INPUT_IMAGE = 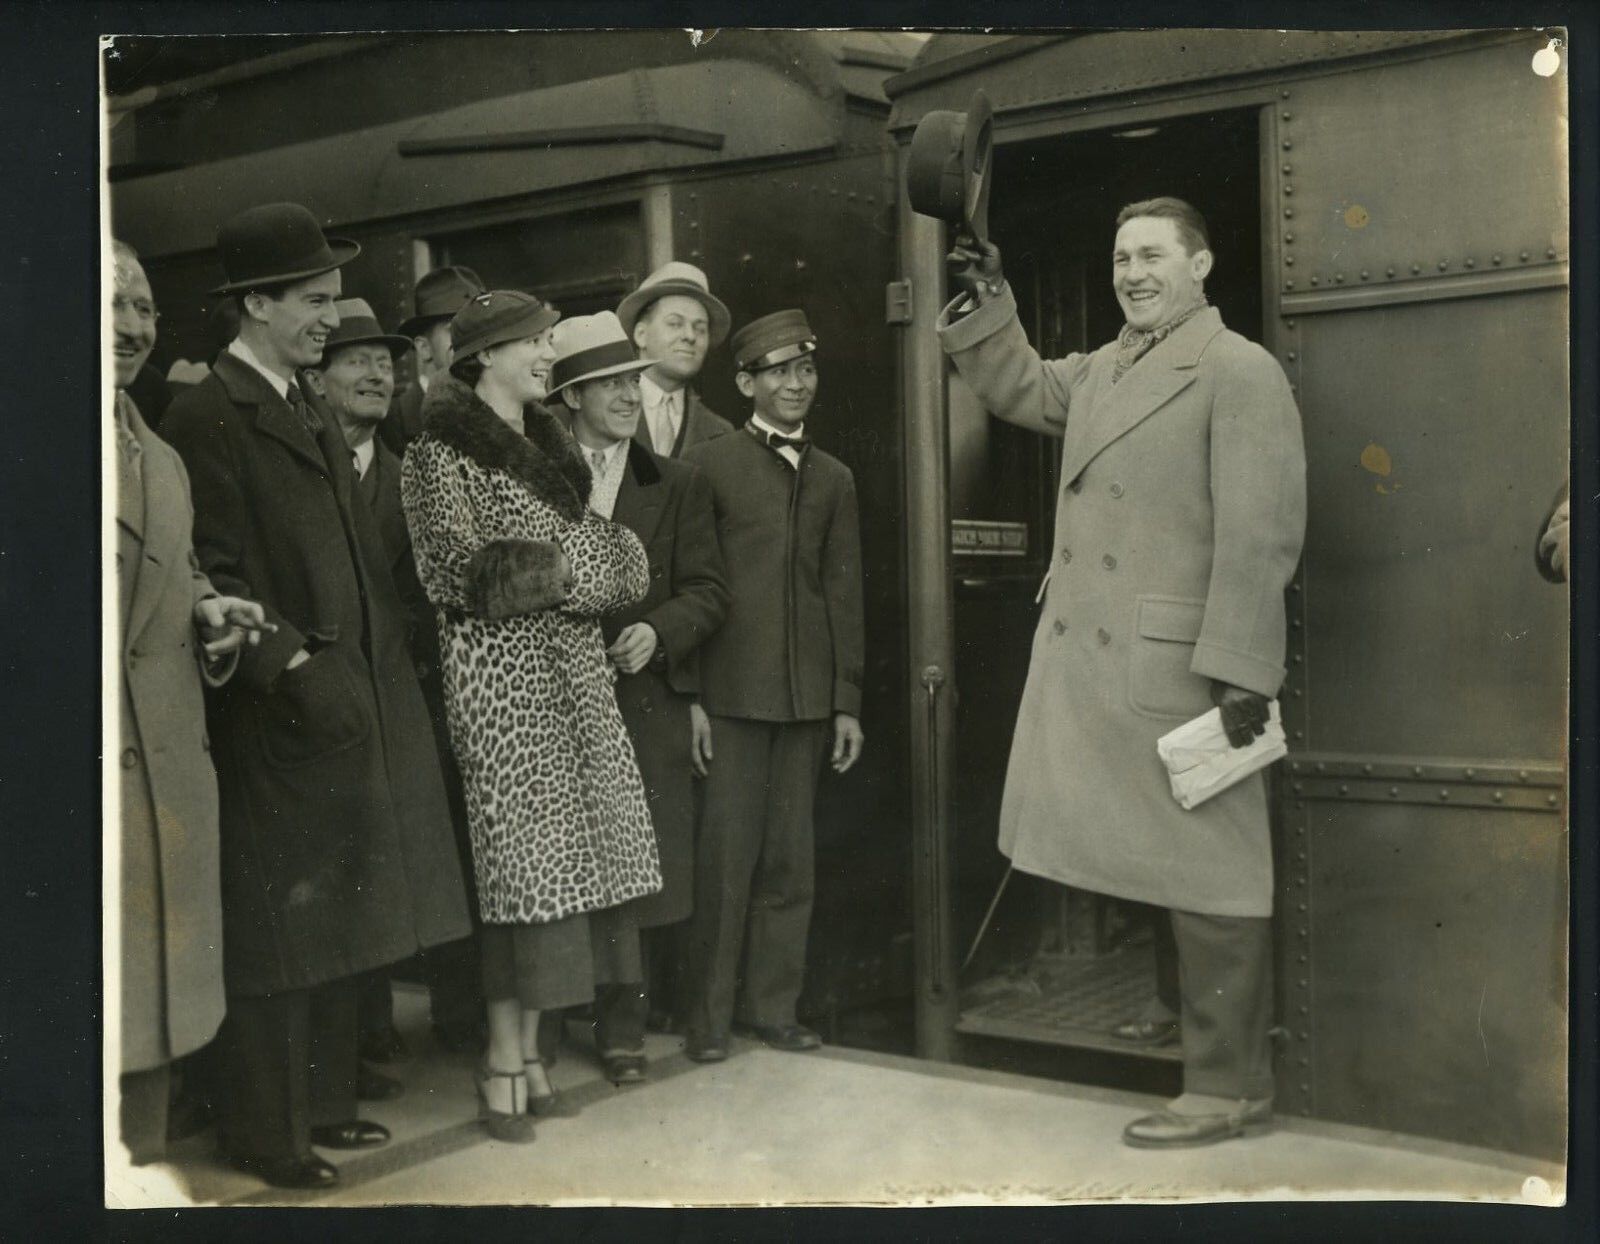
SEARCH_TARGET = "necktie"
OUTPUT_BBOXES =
[588,448,608,478]
[650,391,677,455]
[765,429,808,452]
[286,381,323,438]
[114,394,143,482]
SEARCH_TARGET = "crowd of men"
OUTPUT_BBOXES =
[114,201,864,1189]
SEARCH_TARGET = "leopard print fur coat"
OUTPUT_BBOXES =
[401,377,662,924]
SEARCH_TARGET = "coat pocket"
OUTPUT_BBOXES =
[1127,595,1214,720]
[256,651,371,769]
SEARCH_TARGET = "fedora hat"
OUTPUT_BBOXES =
[450,290,561,361]
[210,202,360,295]
[547,311,654,397]
[315,299,412,361]
[731,308,817,374]
[397,265,485,339]
[907,89,995,242]
[615,261,731,345]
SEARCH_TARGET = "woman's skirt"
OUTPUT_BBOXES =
[478,902,641,1011]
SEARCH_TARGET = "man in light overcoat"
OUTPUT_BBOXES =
[942,197,1306,1148]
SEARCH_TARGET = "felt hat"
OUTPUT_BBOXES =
[449,290,561,360]
[731,308,817,374]
[615,261,731,345]
[546,311,655,397]
[906,88,995,242]
[316,299,412,360]
[210,202,360,295]
[397,265,485,338]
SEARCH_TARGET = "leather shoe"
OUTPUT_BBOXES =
[1110,1017,1180,1047]
[739,1022,821,1052]
[309,1120,391,1150]
[228,1153,340,1190]
[356,1063,404,1101]
[603,1052,648,1084]
[358,1025,408,1064]
[1122,1098,1273,1149]
[685,1030,729,1063]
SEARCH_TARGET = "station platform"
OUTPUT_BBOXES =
[107,985,1563,1209]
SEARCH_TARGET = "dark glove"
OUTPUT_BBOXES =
[1211,681,1269,749]
[946,233,1004,303]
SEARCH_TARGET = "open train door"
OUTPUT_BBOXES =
[889,30,1568,1160]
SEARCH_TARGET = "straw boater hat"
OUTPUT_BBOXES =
[397,265,485,339]
[318,299,413,360]
[546,311,655,398]
[210,201,360,295]
[615,261,732,345]
[448,290,561,360]
[730,308,818,374]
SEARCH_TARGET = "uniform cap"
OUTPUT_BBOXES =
[731,308,817,373]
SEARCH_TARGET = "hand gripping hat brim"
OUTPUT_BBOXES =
[547,311,655,397]
[906,88,994,242]
[450,290,562,361]
[731,309,817,373]
[616,261,732,345]
[210,201,361,295]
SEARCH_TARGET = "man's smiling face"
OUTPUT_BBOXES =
[1112,215,1211,331]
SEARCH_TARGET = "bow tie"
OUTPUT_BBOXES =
[764,430,808,452]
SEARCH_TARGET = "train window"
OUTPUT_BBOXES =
[430,202,647,316]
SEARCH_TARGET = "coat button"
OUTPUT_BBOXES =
[121,746,138,769]
[1097,627,1112,645]
[1109,482,1124,498]
[1102,554,1117,570]
[1060,548,1072,565]
[1052,619,1066,635]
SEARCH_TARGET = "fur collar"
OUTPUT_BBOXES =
[419,375,592,521]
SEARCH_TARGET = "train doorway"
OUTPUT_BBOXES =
[933,107,1265,1080]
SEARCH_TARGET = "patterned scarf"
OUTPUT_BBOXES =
[1111,298,1209,385]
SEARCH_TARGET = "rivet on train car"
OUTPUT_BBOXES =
[1286,349,1297,361]
[1293,689,1303,698]
[795,258,807,270]
[1464,767,1476,779]
[1299,1058,1310,1068]
[1286,320,1297,330]
[1493,791,1505,803]
[1518,769,1530,781]
[1284,207,1294,219]
[1282,163,1292,175]
[1412,765,1424,777]
[1295,730,1305,740]
[1297,903,1307,913]
[1300,1080,1311,1093]
[1309,276,1319,286]
[1464,258,1476,269]
[1386,266,1396,278]
[1285,255,1295,266]
[1334,273,1344,283]
[1285,233,1296,245]
[1299,979,1309,989]
[1437,260,1449,271]
[1282,140,1292,151]
[1281,90,1291,99]
[1291,761,1302,772]
[1438,789,1449,800]
[1282,111,1292,121]
[1519,251,1530,262]
[1296,802,1305,812]
[1291,619,1302,629]
[1292,782,1303,794]
[1283,185,1294,196]
[1293,654,1304,664]
[1285,280,1296,291]
[1298,954,1308,965]
[1296,851,1306,862]
[1492,253,1503,265]
[1388,786,1399,797]
[1547,794,1559,807]
[1338,784,1348,795]
[1360,270,1370,280]
[1315,762,1326,773]
[1299,1006,1309,1016]
[1363,762,1373,774]
[1411,263,1422,274]
[1547,247,1557,259]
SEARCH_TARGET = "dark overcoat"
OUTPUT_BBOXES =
[116,394,230,1072]
[603,443,729,926]
[939,288,1306,917]
[161,352,471,996]
[631,388,734,458]
[682,423,864,722]
[401,378,662,924]
[378,377,428,457]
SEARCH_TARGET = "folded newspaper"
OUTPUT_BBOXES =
[1156,700,1286,810]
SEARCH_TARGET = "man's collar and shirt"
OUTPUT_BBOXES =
[640,373,684,456]
[583,437,631,519]
[225,337,324,438]
[1110,297,1210,385]
[748,414,807,468]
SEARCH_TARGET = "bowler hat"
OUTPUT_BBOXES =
[450,290,561,361]
[210,202,360,295]
[547,311,654,397]
[907,89,994,242]
[615,261,731,345]
[731,309,817,374]
[314,299,412,362]
[397,265,485,339]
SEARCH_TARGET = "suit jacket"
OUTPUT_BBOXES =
[683,422,864,723]
[631,387,734,458]
[161,352,470,995]
[602,442,729,926]
[116,393,231,1071]
[939,285,1306,917]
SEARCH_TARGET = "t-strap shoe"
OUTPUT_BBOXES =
[525,1057,579,1118]
[475,1064,536,1143]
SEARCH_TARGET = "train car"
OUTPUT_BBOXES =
[106,24,1571,1178]
[886,29,1569,1160]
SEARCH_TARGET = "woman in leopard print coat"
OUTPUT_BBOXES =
[400,293,661,1136]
